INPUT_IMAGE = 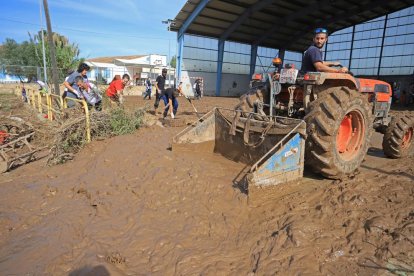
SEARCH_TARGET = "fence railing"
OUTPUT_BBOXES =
[17,86,91,143]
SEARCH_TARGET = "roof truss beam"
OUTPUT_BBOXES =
[254,0,332,45]
[178,0,211,38]
[284,0,392,48]
[173,0,414,53]
[220,0,274,40]
[220,0,273,40]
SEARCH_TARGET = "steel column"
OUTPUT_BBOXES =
[177,34,184,82]
[216,39,225,97]
[249,44,258,76]
[278,49,285,71]
[176,0,210,82]
[377,14,388,77]
[349,25,356,70]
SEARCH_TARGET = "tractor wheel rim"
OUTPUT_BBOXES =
[336,110,365,161]
[402,127,413,149]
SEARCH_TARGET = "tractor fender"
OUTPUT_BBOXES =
[315,73,359,90]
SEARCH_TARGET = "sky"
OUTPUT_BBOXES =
[0,0,188,60]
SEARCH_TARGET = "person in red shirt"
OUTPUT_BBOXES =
[106,74,130,105]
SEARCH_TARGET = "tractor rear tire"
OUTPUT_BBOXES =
[304,86,373,179]
[382,113,414,158]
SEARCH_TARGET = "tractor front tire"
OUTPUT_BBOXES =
[305,87,373,179]
[382,113,414,158]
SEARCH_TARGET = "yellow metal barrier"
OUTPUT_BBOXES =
[29,89,37,109]
[24,87,31,106]
[47,93,65,121]
[32,89,42,112]
[61,97,91,143]
[22,88,91,143]
[40,95,48,114]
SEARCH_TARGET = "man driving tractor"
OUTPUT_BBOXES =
[301,28,349,73]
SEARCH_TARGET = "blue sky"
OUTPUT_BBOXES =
[0,0,187,60]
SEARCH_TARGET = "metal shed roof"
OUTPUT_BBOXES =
[171,0,414,52]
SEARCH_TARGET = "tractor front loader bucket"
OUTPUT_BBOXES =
[172,108,306,189]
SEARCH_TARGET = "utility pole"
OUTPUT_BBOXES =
[43,0,60,96]
[39,0,47,83]
[162,19,175,87]
[168,39,171,87]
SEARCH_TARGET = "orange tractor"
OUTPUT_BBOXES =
[173,59,413,187]
[241,58,414,179]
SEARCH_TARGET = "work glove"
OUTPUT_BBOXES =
[72,89,80,98]
[170,112,175,119]
[119,95,124,105]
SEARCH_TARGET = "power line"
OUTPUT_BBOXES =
[0,17,174,41]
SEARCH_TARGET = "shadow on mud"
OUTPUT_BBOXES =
[357,258,414,275]
[180,111,206,116]
[367,146,386,158]
[69,265,111,276]
[232,164,250,194]
[360,162,414,181]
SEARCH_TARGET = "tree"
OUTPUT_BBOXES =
[0,38,38,81]
[170,55,176,68]
[30,30,83,77]
[0,31,82,81]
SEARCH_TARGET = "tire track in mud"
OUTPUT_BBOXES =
[244,158,414,275]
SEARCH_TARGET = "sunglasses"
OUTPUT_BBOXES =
[314,28,328,34]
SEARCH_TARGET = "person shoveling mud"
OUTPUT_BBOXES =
[160,85,187,119]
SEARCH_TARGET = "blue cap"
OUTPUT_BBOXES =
[314,28,328,35]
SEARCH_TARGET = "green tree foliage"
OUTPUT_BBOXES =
[0,38,38,81]
[30,31,83,73]
[0,31,83,81]
[170,55,176,68]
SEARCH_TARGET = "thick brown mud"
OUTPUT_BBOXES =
[0,95,413,275]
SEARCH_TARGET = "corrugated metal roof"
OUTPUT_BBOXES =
[171,0,414,52]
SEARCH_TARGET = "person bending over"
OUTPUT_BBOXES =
[106,74,130,105]
[162,85,185,119]
[64,63,90,107]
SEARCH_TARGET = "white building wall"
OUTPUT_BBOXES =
[180,71,249,97]
[88,66,129,83]
[86,55,171,84]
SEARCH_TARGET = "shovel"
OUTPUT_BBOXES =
[185,96,202,119]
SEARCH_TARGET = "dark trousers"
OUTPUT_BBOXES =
[144,89,151,99]
[162,95,178,117]
[154,90,162,109]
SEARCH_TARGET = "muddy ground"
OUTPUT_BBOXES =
[0,94,413,275]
